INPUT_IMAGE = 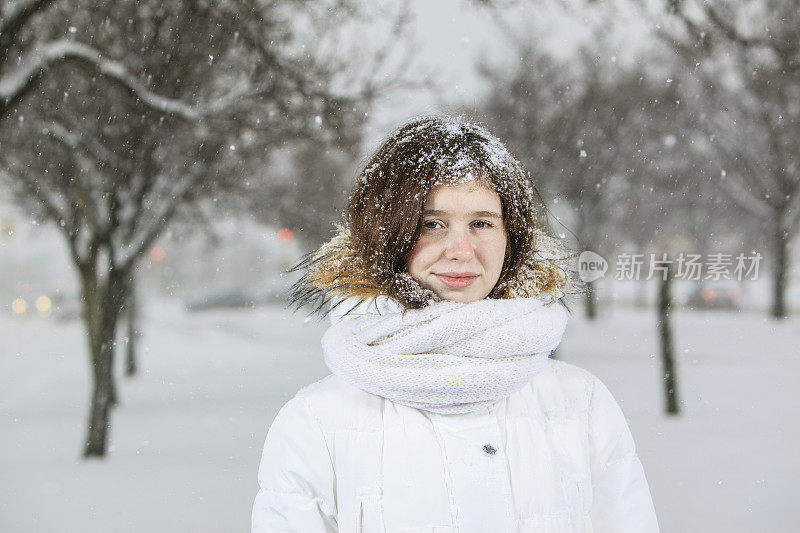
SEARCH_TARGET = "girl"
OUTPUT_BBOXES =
[252,116,659,532]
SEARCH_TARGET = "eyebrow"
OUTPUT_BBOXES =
[423,209,503,219]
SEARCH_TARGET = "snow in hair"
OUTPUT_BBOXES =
[360,115,534,196]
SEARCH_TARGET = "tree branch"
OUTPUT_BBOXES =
[40,120,116,241]
[0,39,202,120]
[702,3,791,62]
[1,39,254,121]
[0,0,57,66]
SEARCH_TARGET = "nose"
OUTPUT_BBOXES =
[444,229,475,261]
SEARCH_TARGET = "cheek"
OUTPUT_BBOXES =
[484,237,508,274]
[406,241,434,274]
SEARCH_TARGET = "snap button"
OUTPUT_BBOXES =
[483,444,497,455]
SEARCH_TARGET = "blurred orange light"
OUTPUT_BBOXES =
[36,295,52,312]
[12,298,26,315]
[277,227,294,243]
[150,246,166,262]
[700,287,716,303]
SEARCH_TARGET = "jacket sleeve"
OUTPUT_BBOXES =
[251,394,338,533]
[588,377,660,533]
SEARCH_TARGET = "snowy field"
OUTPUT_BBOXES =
[1,295,798,533]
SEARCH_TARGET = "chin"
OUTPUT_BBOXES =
[436,289,487,304]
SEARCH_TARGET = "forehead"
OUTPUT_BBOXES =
[424,182,502,212]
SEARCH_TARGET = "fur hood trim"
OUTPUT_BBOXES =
[290,224,582,315]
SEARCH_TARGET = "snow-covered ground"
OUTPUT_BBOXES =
[1,295,798,532]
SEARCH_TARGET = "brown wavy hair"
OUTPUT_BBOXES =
[291,115,576,313]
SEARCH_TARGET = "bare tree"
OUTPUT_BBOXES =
[0,0,409,457]
[658,0,800,318]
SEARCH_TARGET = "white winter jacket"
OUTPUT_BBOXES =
[251,359,659,532]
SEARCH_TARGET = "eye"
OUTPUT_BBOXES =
[423,220,443,229]
[472,220,494,229]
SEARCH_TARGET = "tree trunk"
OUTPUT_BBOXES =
[81,268,130,458]
[579,220,600,320]
[771,225,788,319]
[585,279,598,319]
[84,333,115,457]
[125,277,139,377]
[657,259,680,415]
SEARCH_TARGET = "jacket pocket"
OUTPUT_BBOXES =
[356,493,385,533]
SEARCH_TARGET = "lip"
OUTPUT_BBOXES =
[435,272,478,289]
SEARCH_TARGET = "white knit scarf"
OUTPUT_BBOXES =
[321,296,570,414]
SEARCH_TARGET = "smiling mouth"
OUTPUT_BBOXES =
[435,273,478,289]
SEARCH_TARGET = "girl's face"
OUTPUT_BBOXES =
[406,182,507,303]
